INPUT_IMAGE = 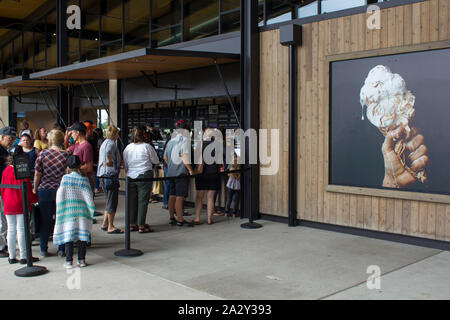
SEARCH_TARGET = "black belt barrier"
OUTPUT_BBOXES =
[99,169,246,258]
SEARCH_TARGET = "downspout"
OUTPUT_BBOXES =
[280,24,302,227]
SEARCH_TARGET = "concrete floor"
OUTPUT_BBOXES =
[0,194,449,300]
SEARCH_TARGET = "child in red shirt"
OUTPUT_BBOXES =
[0,147,39,264]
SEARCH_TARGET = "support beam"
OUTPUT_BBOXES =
[240,0,261,227]
[109,80,118,127]
[0,96,9,127]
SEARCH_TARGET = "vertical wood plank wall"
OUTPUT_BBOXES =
[259,0,450,241]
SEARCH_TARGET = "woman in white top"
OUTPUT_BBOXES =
[123,126,160,233]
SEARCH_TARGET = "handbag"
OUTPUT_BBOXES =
[101,173,120,191]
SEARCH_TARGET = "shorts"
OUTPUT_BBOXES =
[169,177,189,198]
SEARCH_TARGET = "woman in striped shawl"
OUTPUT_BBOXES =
[53,155,95,269]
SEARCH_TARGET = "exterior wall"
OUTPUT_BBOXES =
[259,0,450,241]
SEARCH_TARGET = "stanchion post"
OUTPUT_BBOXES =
[15,180,48,277]
[114,176,143,257]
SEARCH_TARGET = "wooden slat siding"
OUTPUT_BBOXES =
[311,21,320,222]
[419,202,428,237]
[395,6,404,47]
[298,25,307,219]
[386,198,395,232]
[259,31,268,214]
[403,2,413,46]
[379,198,387,232]
[364,196,372,229]
[427,202,436,239]
[394,199,403,234]
[336,192,344,225]
[371,197,380,231]
[329,192,337,225]
[356,194,365,228]
[429,0,439,42]
[365,11,373,50]
[410,200,420,236]
[436,204,446,241]
[271,29,279,215]
[259,0,450,242]
[402,200,411,235]
[412,3,421,44]
[446,205,450,242]
[386,7,396,48]
[439,0,449,40]
[317,19,326,223]
[373,8,383,48]
[420,0,430,43]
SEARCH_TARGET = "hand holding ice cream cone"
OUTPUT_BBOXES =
[381,126,428,188]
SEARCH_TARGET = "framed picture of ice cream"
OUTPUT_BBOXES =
[324,41,450,204]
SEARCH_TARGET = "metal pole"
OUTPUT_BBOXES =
[214,60,240,128]
[15,180,47,277]
[114,176,143,257]
[288,44,297,227]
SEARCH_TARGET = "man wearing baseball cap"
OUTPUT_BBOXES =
[0,126,17,257]
[67,122,95,189]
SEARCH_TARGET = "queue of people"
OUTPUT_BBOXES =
[0,118,241,269]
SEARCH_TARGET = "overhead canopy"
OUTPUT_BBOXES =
[0,48,239,96]
[0,76,92,96]
[30,48,239,81]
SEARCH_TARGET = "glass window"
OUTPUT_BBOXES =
[298,1,318,19]
[221,10,240,34]
[221,0,240,12]
[266,11,291,25]
[151,0,181,31]
[184,0,218,42]
[321,0,366,14]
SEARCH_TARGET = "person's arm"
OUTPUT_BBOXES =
[123,147,128,173]
[148,145,160,165]
[33,171,42,194]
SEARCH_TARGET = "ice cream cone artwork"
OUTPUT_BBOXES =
[360,65,427,188]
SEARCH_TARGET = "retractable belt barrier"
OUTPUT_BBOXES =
[0,181,48,277]
[97,169,246,258]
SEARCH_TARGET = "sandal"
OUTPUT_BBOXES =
[130,225,139,232]
[101,226,108,231]
[192,220,203,225]
[169,218,177,225]
[138,226,154,233]
[107,228,124,234]
[207,221,215,225]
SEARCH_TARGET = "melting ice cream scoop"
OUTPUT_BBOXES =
[360,65,415,132]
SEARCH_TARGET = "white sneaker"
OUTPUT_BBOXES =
[78,260,86,267]
[64,261,73,269]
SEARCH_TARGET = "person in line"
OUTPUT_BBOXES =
[94,127,104,195]
[194,128,221,225]
[164,120,194,227]
[33,127,48,155]
[123,126,160,233]
[0,127,17,258]
[161,132,172,210]
[224,153,241,217]
[97,126,123,234]
[33,129,69,257]
[19,120,32,139]
[19,134,37,178]
[54,155,94,269]
[1,147,39,264]
[67,122,94,190]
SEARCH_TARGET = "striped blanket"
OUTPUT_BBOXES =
[53,172,95,246]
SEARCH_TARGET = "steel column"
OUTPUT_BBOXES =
[240,0,261,229]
